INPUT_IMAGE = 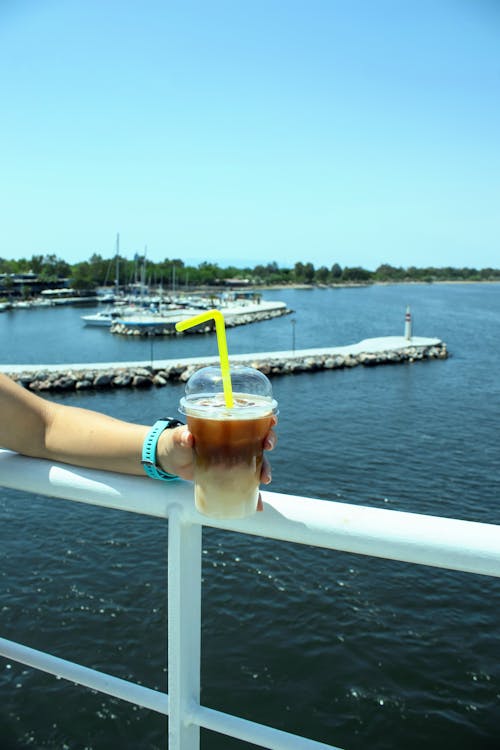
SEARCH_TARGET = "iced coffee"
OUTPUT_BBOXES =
[180,366,277,519]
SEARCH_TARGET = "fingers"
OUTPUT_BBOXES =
[264,427,277,452]
[158,425,195,481]
[260,454,272,485]
[177,425,194,449]
[164,424,275,500]
[259,421,277,511]
[261,421,277,498]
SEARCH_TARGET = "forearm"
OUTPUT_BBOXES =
[0,373,184,477]
[43,405,194,478]
[44,404,150,475]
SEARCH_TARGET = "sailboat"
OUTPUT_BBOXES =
[82,234,129,325]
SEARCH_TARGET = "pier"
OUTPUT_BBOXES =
[0,336,448,393]
[110,300,291,335]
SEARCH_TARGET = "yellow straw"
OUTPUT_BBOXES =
[175,309,234,408]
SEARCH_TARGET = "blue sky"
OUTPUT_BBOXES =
[1,0,499,270]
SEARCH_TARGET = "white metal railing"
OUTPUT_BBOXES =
[1,448,500,749]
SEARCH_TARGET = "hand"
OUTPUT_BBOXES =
[157,425,195,481]
[257,417,278,511]
[260,415,277,484]
[158,417,278,508]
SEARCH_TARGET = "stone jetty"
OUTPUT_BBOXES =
[110,300,291,336]
[1,336,448,393]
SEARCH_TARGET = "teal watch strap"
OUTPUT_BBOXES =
[141,418,184,481]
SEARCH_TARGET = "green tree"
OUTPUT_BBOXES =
[303,262,315,283]
[87,254,113,286]
[374,264,404,281]
[195,261,222,285]
[315,265,330,283]
[342,266,372,282]
[38,254,71,280]
[330,263,342,280]
[293,261,315,283]
[70,262,97,290]
[29,255,45,274]
[293,262,305,282]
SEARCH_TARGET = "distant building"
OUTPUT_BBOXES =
[0,273,70,297]
[221,278,251,286]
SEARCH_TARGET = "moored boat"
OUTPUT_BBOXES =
[117,308,199,327]
[81,309,125,327]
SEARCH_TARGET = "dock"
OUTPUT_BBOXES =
[0,336,448,392]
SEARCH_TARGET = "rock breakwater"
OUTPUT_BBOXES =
[5,341,448,393]
[110,304,291,336]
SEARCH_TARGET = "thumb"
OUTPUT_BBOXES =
[159,425,195,480]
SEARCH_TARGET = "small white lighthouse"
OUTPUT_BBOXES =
[404,306,412,340]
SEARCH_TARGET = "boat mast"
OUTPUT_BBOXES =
[115,233,120,295]
[142,246,147,303]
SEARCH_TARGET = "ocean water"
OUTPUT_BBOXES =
[0,283,499,749]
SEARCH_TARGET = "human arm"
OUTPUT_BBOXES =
[0,373,276,483]
[0,372,195,478]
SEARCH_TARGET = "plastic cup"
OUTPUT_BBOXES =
[179,365,278,519]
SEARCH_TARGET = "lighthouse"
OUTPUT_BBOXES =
[404,306,412,340]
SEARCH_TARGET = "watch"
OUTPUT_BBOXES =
[141,417,184,481]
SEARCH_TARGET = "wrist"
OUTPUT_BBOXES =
[141,418,184,481]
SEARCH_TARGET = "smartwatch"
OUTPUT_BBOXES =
[141,418,184,481]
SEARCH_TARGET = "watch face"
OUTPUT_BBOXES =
[161,418,184,428]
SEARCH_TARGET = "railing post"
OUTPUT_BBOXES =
[168,505,202,750]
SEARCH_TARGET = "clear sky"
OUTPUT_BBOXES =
[1,0,499,270]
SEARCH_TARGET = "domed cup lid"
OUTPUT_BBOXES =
[179,365,277,417]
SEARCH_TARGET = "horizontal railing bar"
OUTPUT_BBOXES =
[0,449,178,519]
[0,637,168,715]
[251,491,500,578]
[0,635,340,748]
[191,703,342,750]
[1,450,500,578]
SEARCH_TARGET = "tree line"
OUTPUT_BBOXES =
[1,253,499,291]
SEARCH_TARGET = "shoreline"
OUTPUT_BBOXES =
[256,279,500,290]
[2,279,498,308]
